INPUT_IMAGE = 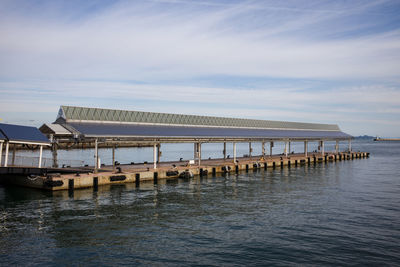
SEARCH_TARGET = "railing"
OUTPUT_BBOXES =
[0,155,85,168]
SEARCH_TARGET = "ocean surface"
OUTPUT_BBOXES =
[1,139,400,266]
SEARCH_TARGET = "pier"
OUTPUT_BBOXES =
[0,151,369,191]
[0,106,369,191]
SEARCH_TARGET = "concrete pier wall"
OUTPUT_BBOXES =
[0,151,369,191]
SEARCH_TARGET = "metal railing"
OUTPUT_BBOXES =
[1,155,85,168]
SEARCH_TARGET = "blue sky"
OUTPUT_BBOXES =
[1,0,400,136]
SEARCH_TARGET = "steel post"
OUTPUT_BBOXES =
[112,145,115,171]
[321,141,324,156]
[38,145,43,168]
[262,142,265,157]
[0,142,2,166]
[4,142,9,167]
[12,144,16,166]
[233,142,236,163]
[304,141,308,157]
[94,139,98,173]
[223,142,226,160]
[249,142,252,158]
[153,143,157,169]
[336,140,339,154]
[198,143,201,166]
[285,141,288,157]
[270,141,273,157]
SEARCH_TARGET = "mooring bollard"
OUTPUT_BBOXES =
[135,173,140,187]
[153,172,158,184]
[68,179,74,197]
[93,177,98,191]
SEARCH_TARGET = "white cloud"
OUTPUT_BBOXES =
[1,0,400,80]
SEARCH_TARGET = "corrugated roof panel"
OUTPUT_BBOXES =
[59,106,341,131]
[0,130,6,140]
[0,123,50,144]
[39,124,72,135]
[66,122,351,139]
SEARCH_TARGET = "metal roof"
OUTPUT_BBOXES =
[58,106,341,131]
[0,130,6,141]
[39,123,72,135]
[0,123,50,145]
[66,122,351,140]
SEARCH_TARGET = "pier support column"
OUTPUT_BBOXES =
[270,141,273,157]
[262,142,265,158]
[198,143,202,167]
[52,142,58,168]
[233,142,237,163]
[4,142,9,167]
[153,143,157,169]
[38,145,43,168]
[284,141,288,157]
[112,145,115,171]
[12,144,16,166]
[223,142,226,160]
[321,141,325,156]
[194,143,197,163]
[304,141,308,157]
[0,142,3,166]
[335,140,339,154]
[249,142,252,158]
[348,139,352,152]
[157,144,161,163]
[94,139,98,173]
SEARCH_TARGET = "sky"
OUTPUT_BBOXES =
[0,0,400,137]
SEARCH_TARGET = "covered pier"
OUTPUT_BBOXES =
[1,106,368,191]
[51,106,353,171]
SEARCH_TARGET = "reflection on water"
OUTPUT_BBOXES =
[1,140,400,265]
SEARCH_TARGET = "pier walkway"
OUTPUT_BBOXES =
[0,151,369,191]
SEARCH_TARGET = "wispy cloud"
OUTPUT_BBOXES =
[1,0,399,80]
[0,79,399,134]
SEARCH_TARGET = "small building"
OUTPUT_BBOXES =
[0,123,50,167]
[39,123,73,141]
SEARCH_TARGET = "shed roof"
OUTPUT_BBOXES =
[58,106,341,131]
[0,123,50,145]
[39,123,72,135]
[66,122,351,141]
[0,130,6,141]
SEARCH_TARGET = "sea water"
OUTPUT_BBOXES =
[0,140,399,266]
